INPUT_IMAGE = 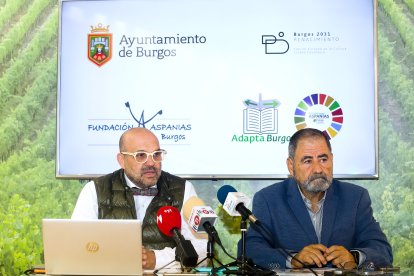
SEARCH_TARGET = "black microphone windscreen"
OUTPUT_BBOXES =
[217,185,237,204]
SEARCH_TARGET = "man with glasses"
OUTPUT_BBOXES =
[72,127,207,270]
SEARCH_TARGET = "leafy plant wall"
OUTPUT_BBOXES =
[0,0,413,274]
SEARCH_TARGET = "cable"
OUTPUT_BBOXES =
[256,222,318,276]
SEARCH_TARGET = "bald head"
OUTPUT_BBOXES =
[119,127,160,152]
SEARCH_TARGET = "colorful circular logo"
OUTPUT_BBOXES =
[294,93,343,139]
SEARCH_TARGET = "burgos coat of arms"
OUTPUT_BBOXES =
[88,23,112,66]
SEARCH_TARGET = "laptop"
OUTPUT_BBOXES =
[42,219,143,275]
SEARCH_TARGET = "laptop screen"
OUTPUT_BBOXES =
[42,219,143,275]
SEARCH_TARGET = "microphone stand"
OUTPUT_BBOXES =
[153,244,195,275]
[153,259,176,275]
[211,218,275,275]
[153,251,193,275]
[195,234,224,269]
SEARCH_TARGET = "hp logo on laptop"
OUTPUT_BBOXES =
[86,242,100,253]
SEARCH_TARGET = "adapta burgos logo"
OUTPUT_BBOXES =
[88,23,112,67]
[231,94,289,144]
[294,93,344,139]
[262,32,289,54]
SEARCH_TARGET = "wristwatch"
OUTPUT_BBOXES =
[351,250,360,265]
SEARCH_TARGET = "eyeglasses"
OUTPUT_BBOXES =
[121,149,167,163]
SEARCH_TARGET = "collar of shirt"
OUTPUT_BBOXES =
[296,184,326,213]
[296,184,326,243]
[124,173,157,194]
[123,174,156,221]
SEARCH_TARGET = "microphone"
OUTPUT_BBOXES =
[217,185,260,225]
[182,196,222,246]
[156,206,198,267]
[217,188,318,276]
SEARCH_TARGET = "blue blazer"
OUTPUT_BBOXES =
[243,178,393,269]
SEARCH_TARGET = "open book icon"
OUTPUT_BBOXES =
[243,108,278,134]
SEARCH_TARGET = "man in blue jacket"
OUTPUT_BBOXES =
[244,128,392,270]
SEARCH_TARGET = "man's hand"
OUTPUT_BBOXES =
[142,247,156,269]
[291,244,328,268]
[324,245,357,269]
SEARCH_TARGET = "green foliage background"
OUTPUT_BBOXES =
[0,0,412,275]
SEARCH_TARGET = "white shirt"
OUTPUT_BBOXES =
[71,175,207,270]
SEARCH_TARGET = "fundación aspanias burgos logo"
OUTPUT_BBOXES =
[88,23,113,66]
[87,100,192,144]
[294,93,344,139]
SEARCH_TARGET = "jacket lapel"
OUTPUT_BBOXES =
[286,179,319,244]
[320,181,338,245]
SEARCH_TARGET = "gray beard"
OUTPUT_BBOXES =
[301,173,332,194]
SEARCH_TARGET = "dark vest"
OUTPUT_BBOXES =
[94,169,186,250]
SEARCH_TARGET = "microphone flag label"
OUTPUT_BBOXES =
[188,206,216,233]
[223,192,251,216]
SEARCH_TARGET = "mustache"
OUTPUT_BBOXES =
[308,173,329,182]
[141,166,158,173]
